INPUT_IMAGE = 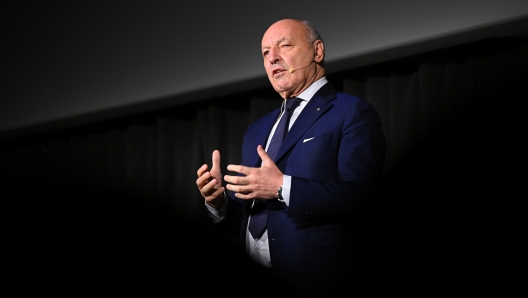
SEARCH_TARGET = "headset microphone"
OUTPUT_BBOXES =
[288,60,314,73]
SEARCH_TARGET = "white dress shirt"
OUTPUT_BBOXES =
[206,77,328,267]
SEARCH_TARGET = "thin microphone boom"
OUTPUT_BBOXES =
[288,61,314,73]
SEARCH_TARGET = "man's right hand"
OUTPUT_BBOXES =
[196,150,225,209]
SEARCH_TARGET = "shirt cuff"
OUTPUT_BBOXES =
[205,192,229,223]
[280,175,291,206]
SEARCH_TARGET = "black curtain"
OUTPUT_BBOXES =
[2,36,526,293]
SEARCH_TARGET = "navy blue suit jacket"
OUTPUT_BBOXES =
[219,81,386,292]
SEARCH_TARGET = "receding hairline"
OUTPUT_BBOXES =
[264,19,324,45]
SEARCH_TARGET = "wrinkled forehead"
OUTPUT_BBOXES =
[261,21,307,47]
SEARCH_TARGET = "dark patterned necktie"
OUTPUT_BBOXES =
[248,97,302,239]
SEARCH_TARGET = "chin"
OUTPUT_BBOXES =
[271,79,292,91]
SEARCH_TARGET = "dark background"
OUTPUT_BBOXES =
[2,1,527,295]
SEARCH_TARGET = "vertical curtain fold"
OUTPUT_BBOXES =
[2,36,526,233]
[125,125,157,205]
[3,37,526,289]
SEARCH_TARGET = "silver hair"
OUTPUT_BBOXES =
[302,20,323,44]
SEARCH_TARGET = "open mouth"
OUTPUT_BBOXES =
[272,69,286,76]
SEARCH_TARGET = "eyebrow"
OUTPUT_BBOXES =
[262,37,289,51]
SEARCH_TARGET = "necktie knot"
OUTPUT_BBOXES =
[271,97,302,151]
[285,97,302,112]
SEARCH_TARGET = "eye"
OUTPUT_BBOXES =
[262,50,269,58]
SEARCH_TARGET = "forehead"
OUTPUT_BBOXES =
[261,20,307,48]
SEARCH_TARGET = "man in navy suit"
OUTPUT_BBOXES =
[196,19,386,295]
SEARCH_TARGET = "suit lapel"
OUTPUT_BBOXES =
[249,109,281,166]
[274,83,337,162]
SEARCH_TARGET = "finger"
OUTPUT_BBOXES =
[207,186,225,201]
[197,164,209,178]
[201,177,221,196]
[234,192,250,200]
[224,174,248,185]
[226,164,250,175]
[196,171,211,188]
[225,184,253,199]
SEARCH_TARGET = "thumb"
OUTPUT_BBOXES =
[212,150,221,172]
[257,145,272,165]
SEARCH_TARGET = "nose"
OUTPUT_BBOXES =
[266,48,281,64]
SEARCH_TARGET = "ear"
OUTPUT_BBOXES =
[313,40,325,63]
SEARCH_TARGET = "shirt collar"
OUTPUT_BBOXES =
[296,77,328,101]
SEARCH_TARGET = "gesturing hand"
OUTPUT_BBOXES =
[196,150,225,209]
[224,145,283,200]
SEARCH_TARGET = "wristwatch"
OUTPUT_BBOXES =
[277,186,284,202]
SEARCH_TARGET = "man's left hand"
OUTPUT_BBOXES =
[224,145,283,200]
